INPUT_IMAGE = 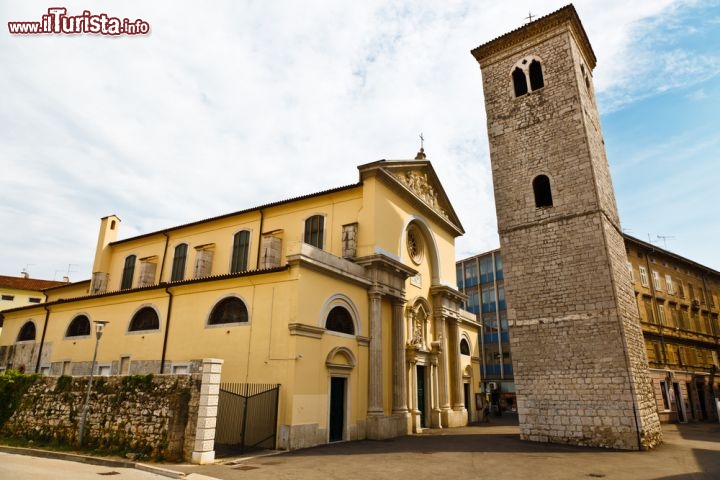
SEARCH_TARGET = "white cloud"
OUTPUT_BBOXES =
[1,0,717,280]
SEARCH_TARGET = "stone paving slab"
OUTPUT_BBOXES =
[169,416,720,480]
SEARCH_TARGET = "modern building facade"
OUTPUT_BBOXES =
[458,236,720,424]
[455,250,513,412]
[471,5,662,449]
[0,158,481,450]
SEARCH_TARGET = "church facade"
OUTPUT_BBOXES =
[0,158,480,450]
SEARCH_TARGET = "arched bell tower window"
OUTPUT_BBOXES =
[533,175,553,208]
[529,59,544,90]
[512,67,528,97]
[512,56,545,97]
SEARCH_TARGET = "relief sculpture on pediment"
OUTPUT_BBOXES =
[395,170,449,220]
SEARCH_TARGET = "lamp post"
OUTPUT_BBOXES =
[78,320,108,446]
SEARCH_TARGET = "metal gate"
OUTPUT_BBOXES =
[215,383,280,456]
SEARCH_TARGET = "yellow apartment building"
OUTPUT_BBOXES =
[626,235,720,423]
[0,157,481,449]
[0,273,67,312]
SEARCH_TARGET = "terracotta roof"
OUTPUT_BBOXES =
[110,183,363,246]
[0,275,67,291]
[0,265,290,314]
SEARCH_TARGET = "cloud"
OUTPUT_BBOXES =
[1,0,718,279]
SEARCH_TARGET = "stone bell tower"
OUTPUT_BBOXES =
[471,5,661,449]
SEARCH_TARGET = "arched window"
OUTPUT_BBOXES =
[533,175,553,208]
[231,231,251,273]
[512,67,528,97]
[460,338,471,355]
[129,307,160,332]
[208,297,249,325]
[171,243,188,281]
[17,321,36,341]
[326,306,354,335]
[121,255,136,290]
[304,215,324,249]
[66,314,91,337]
[529,59,544,91]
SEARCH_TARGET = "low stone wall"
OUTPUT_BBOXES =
[2,373,201,461]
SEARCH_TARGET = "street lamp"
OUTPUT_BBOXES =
[78,320,108,446]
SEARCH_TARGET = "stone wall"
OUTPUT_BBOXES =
[2,373,201,461]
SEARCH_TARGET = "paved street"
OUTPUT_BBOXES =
[0,451,170,480]
[170,416,720,480]
[2,417,719,480]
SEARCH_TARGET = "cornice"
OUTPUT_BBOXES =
[471,4,596,70]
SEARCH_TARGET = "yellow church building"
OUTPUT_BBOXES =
[0,156,480,449]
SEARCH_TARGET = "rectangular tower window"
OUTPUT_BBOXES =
[627,262,634,282]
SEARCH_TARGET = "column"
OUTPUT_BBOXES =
[191,358,223,464]
[430,358,442,428]
[392,299,408,414]
[367,289,383,416]
[436,315,451,412]
[449,319,464,410]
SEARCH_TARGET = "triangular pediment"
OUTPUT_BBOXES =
[358,159,465,236]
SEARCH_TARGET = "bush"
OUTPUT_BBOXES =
[0,370,41,428]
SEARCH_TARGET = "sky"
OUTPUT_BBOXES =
[1,0,719,282]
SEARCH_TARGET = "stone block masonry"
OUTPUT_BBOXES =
[472,5,662,449]
[1,360,222,462]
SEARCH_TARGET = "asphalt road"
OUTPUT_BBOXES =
[0,451,170,480]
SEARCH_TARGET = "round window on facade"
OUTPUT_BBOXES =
[406,225,424,265]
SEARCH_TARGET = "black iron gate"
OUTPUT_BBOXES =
[215,383,280,456]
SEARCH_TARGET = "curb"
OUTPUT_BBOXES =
[0,445,186,479]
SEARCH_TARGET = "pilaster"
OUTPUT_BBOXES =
[191,358,223,464]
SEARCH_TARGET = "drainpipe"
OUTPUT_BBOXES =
[160,285,174,374]
[255,209,264,269]
[34,304,51,373]
[159,232,171,282]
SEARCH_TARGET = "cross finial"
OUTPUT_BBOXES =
[525,11,535,23]
[415,132,426,160]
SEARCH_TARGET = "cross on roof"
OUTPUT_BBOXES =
[525,11,535,23]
